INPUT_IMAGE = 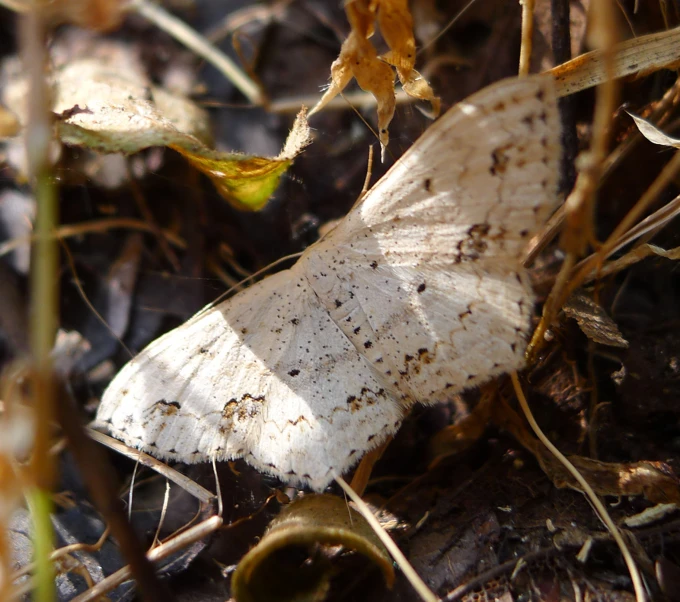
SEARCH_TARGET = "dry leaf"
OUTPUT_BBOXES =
[494,398,680,505]
[628,110,680,148]
[310,0,439,153]
[231,494,394,602]
[547,456,680,505]
[176,110,311,211]
[563,291,629,348]
[2,44,310,211]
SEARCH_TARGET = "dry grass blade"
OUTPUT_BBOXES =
[528,0,619,361]
[576,193,680,281]
[582,243,680,280]
[127,0,263,105]
[549,25,680,97]
[335,475,438,602]
[527,168,680,356]
[572,151,680,282]
[527,49,680,267]
[511,372,648,602]
[87,430,216,505]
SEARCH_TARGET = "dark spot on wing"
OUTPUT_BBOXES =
[417,283,426,293]
[455,223,490,262]
[490,144,512,176]
[156,399,181,410]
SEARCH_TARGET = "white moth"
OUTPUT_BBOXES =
[94,75,561,491]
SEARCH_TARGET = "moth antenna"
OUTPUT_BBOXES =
[340,91,391,163]
[203,251,304,312]
[418,0,480,54]
[361,145,375,198]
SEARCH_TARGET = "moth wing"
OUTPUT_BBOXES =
[327,74,560,261]
[300,75,560,403]
[94,265,403,490]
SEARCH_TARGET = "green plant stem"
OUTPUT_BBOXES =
[26,489,55,602]
[22,9,58,602]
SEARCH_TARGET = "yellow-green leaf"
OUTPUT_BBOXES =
[3,44,311,211]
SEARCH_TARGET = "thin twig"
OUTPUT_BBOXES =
[59,239,133,359]
[0,217,186,259]
[70,516,223,602]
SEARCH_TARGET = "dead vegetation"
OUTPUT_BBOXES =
[1,1,680,601]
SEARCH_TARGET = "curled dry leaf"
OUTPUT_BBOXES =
[310,0,439,152]
[563,291,629,348]
[178,109,311,211]
[628,111,680,148]
[231,494,394,602]
[2,47,311,211]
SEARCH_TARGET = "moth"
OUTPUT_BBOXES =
[94,75,561,491]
